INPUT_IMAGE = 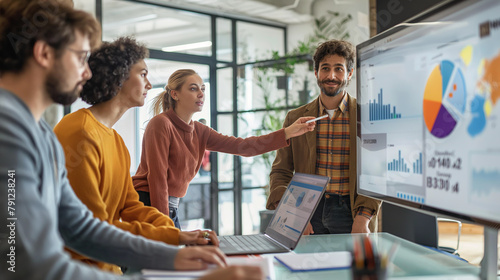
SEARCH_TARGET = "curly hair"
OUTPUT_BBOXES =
[0,0,100,74]
[313,39,355,73]
[81,36,149,105]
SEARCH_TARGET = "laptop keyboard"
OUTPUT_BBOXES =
[220,235,283,252]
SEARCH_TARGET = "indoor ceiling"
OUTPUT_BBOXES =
[141,0,317,24]
[100,0,304,58]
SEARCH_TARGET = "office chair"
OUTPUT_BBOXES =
[436,217,462,255]
[381,203,461,257]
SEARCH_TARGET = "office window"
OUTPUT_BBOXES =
[237,65,287,112]
[236,22,285,64]
[219,191,235,235]
[238,110,286,188]
[286,62,318,107]
[103,0,212,56]
[217,114,234,186]
[216,18,233,62]
[242,188,267,235]
[217,68,233,112]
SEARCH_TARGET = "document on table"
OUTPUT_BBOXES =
[274,251,352,272]
[142,256,275,280]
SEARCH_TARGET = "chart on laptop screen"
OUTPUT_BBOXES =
[267,181,323,241]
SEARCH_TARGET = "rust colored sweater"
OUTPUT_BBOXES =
[133,108,289,215]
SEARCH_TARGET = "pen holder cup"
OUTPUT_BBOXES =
[350,234,389,280]
[350,254,387,280]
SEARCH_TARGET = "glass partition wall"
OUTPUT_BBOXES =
[73,0,315,235]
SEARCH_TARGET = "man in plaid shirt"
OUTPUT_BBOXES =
[266,40,381,234]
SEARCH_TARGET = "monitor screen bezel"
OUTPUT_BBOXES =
[355,0,500,229]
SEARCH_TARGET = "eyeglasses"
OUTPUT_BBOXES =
[67,47,91,67]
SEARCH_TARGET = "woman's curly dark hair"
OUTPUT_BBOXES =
[81,36,148,105]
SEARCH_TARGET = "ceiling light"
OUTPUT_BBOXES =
[104,14,158,28]
[161,41,212,52]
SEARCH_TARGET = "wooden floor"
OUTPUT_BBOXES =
[438,221,499,266]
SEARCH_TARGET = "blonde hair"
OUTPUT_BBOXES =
[152,69,198,116]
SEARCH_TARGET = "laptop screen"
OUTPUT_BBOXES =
[265,173,328,250]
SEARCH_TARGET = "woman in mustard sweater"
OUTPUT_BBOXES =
[133,69,317,228]
[54,37,222,274]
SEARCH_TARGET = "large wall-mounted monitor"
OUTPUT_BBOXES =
[357,0,500,228]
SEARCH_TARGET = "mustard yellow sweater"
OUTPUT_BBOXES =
[54,109,179,274]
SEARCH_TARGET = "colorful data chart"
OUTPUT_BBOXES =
[388,150,410,173]
[413,153,423,174]
[295,192,305,207]
[396,191,425,203]
[369,89,402,121]
[423,60,466,138]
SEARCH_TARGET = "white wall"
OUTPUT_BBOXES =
[113,109,138,174]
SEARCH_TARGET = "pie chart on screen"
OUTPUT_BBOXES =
[423,60,466,138]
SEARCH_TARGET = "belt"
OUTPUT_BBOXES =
[324,193,349,205]
[169,196,180,208]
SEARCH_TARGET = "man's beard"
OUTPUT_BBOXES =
[318,78,348,97]
[45,65,81,106]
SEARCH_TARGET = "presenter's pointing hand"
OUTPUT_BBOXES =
[284,117,316,139]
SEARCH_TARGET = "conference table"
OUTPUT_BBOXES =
[142,233,482,280]
[271,233,480,280]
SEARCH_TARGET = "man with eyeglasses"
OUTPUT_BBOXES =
[67,47,92,66]
[0,1,259,280]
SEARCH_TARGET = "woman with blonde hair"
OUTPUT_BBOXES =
[133,69,318,228]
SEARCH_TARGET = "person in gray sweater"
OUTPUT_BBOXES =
[0,1,262,280]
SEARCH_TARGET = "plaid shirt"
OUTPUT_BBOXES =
[316,93,374,219]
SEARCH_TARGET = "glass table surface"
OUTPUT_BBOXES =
[271,233,480,280]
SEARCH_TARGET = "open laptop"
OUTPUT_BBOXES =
[218,173,329,255]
